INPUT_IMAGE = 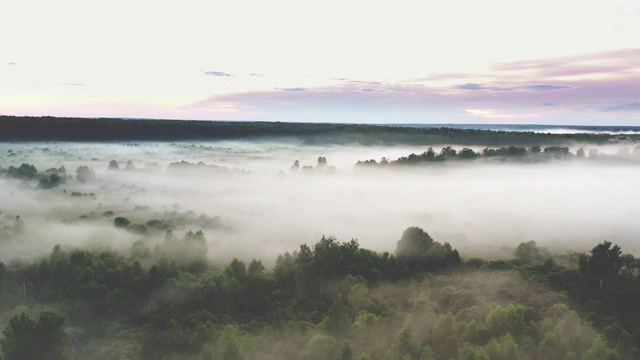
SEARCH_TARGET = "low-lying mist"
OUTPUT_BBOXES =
[1,140,639,264]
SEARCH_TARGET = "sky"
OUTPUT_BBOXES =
[1,0,639,125]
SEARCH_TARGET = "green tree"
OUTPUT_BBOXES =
[438,146,457,159]
[339,342,353,360]
[7,163,37,179]
[75,165,96,183]
[458,148,478,160]
[485,304,526,339]
[514,240,549,264]
[529,145,541,154]
[1,312,36,360]
[579,241,622,285]
[1,310,69,360]
[432,313,458,360]
[305,335,339,360]
[420,346,434,360]
[618,253,636,278]
[347,283,371,315]
[38,173,62,189]
[584,336,619,360]
[247,259,265,277]
[320,296,351,337]
[220,325,243,360]
[485,334,519,360]
[458,343,489,360]
[395,227,434,258]
[113,217,131,228]
[390,327,421,359]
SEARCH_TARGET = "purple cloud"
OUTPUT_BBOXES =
[521,84,572,91]
[601,102,640,112]
[190,48,640,125]
[455,83,570,92]
[491,48,640,78]
[456,83,489,91]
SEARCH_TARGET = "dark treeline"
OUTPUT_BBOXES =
[356,145,640,167]
[1,227,638,359]
[1,115,636,146]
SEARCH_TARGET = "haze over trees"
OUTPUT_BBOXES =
[356,144,640,166]
[0,229,637,359]
[1,120,640,359]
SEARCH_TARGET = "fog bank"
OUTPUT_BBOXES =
[1,141,639,262]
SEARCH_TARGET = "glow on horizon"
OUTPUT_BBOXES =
[1,0,640,125]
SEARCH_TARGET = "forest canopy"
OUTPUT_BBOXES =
[0,227,638,360]
[2,115,638,145]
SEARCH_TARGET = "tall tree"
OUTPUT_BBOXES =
[395,227,434,258]
[1,310,69,360]
[579,241,623,286]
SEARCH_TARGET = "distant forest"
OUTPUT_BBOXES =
[1,116,638,145]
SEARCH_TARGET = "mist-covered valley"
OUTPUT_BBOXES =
[2,140,640,262]
[1,138,640,359]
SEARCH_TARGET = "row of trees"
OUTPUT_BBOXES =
[290,156,336,174]
[356,145,639,167]
[0,162,100,188]
[0,115,632,145]
[1,228,638,359]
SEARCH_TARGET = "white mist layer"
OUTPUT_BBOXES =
[1,141,639,262]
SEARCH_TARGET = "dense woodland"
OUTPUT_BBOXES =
[2,116,639,146]
[0,224,639,359]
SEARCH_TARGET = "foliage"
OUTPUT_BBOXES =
[75,166,96,183]
[0,231,633,359]
[1,310,69,360]
[1,116,634,146]
[6,163,37,180]
[356,144,639,168]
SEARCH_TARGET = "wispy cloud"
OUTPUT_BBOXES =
[204,71,233,77]
[465,109,538,119]
[601,102,640,112]
[521,84,572,91]
[189,47,640,124]
[348,80,382,85]
[455,83,510,91]
[455,83,572,92]
[277,87,307,91]
[491,48,640,79]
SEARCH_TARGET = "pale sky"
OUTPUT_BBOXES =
[1,0,639,124]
